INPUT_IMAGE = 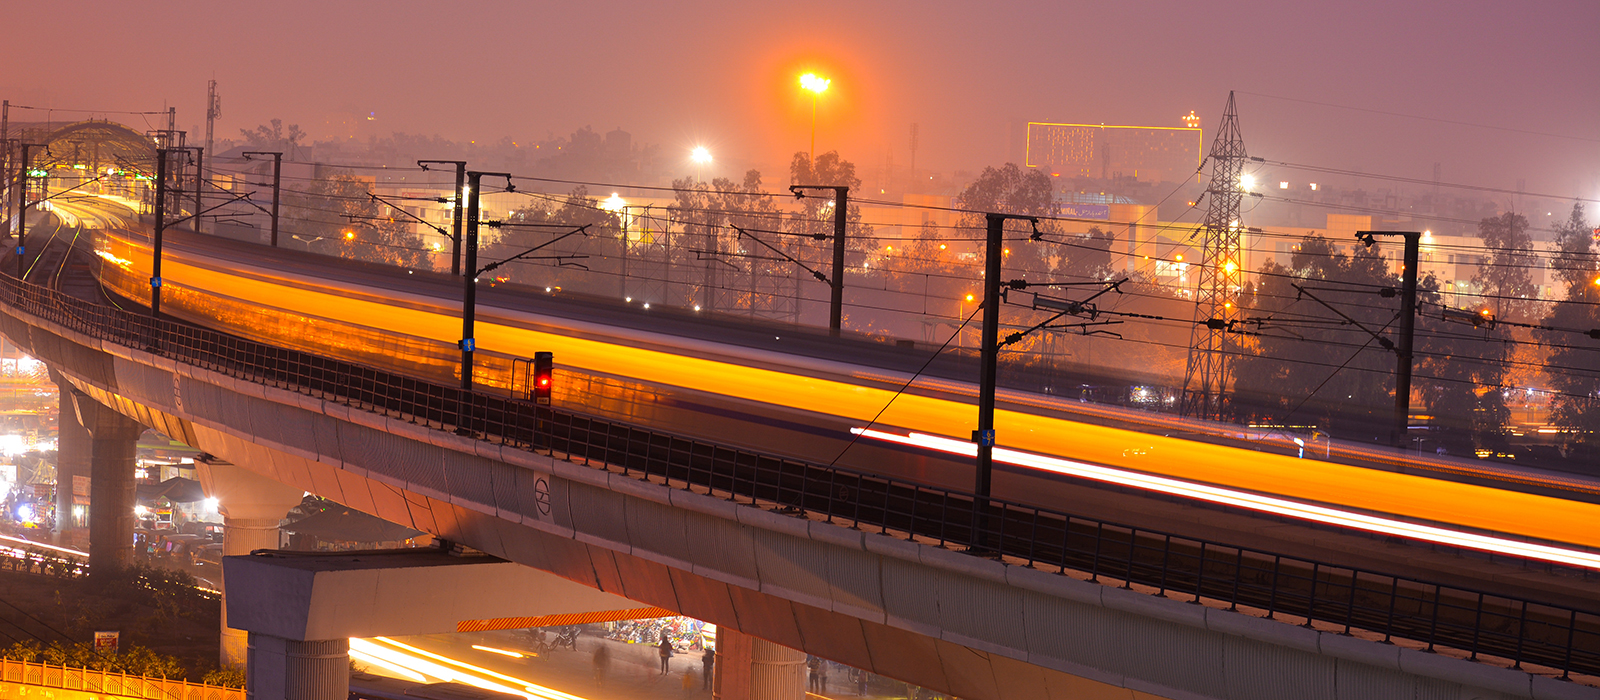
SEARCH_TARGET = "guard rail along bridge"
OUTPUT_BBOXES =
[0,232,1596,699]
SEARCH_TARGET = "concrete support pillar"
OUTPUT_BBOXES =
[715,629,805,700]
[197,461,303,669]
[246,634,348,700]
[53,386,92,546]
[221,516,288,666]
[65,390,142,578]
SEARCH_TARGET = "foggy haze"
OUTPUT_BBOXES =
[4,0,1597,196]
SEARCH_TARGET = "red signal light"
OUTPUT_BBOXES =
[533,352,553,405]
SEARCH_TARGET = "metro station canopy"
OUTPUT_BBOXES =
[10,120,158,174]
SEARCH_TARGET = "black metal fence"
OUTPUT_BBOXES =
[1,272,1595,680]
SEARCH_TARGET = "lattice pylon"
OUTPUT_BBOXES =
[1181,92,1248,419]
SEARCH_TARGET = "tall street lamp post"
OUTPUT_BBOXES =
[690,147,711,184]
[799,73,830,165]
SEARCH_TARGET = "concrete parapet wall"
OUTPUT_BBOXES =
[1,302,1593,700]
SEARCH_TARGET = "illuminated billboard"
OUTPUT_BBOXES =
[1026,122,1202,184]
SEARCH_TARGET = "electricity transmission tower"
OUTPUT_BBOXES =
[1181,91,1248,419]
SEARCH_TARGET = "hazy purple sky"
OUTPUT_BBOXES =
[6,0,1597,197]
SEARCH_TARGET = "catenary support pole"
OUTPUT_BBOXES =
[975,213,1005,505]
[243,152,282,247]
[789,185,851,335]
[418,160,467,275]
[1393,231,1421,449]
[14,143,32,280]
[459,171,511,390]
[461,171,484,390]
[192,147,204,234]
[828,186,848,335]
[151,148,167,316]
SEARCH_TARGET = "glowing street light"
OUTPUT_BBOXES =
[690,146,712,183]
[1238,174,1256,191]
[799,72,831,164]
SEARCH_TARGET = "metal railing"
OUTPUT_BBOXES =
[0,658,242,700]
[0,272,1595,680]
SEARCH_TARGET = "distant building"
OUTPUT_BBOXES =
[1025,121,1202,184]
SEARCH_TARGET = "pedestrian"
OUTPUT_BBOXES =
[702,647,715,690]
[807,656,820,692]
[818,660,828,694]
[658,632,673,675]
[591,644,610,687]
[856,668,868,696]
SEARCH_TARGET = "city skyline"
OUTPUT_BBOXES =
[1,0,1595,197]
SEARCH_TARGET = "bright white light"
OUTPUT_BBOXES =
[601,193,626,212]
[0,435,24,457]
[691,147,712,164]
[134,505,148,517]
[1279,181,1289,189]
[15,504,32,521]
[350,639,456,683]
[850,428,1600,570]
[1239,174,1256,191]
[799,73,831,94]
[470,645,524,659]
[0,534,85,557]
[643,303,650,309]
[369,637,588,700]
[349,649,427,682]
[203,497,219,513]
[625,297,632,303]
[694,305,701,312]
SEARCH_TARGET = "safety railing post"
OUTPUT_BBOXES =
[823,467,837,524]
[1304,562,1320,627]
[1468,592,1484,660]
[1027,508,1040,567]
[907,484,920,541]
[1193,541,1207,603]
[1511,600,1527,670]
[1426,583,1442,652]
[1383,577,1399,643]
[1561,609,1576,680]
[1343,569,1358,634]
[1266,555,1282,620]
[1157,534,1172,596]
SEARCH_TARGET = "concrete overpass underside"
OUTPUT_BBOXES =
[1,295,1591,700]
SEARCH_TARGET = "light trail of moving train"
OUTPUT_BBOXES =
[69,217,1600,570]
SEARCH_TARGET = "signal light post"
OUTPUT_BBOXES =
[533,351,553,405]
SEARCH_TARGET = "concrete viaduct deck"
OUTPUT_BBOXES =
[0,263,1593,700]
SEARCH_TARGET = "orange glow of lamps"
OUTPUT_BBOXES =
[799,73,831,165]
